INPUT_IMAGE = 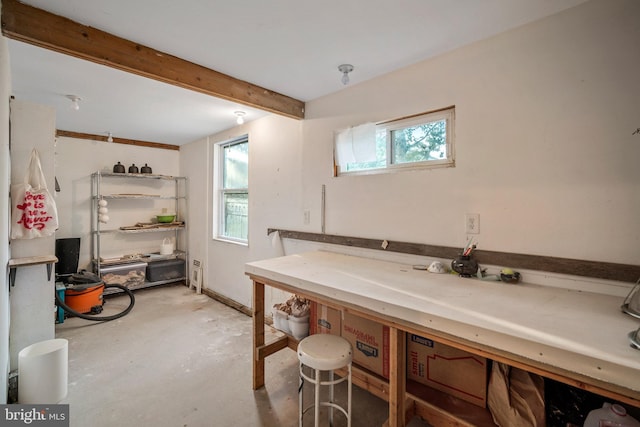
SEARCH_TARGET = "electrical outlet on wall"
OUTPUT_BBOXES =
[465,213,480,234]
[303,210,311,225]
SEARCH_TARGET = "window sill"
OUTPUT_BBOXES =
[213,237,248,247]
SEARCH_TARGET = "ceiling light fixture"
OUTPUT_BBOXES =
[338,64,354,85]
[66,94,81,111]
[234,111,246,125]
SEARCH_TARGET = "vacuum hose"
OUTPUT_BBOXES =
[55,283,135,322]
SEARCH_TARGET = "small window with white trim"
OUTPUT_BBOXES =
[334,106,455,175]
[215,136,248,243]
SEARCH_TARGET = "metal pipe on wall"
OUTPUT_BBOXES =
[321,185,326,234]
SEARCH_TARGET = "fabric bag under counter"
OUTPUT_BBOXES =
[488,362,545,427]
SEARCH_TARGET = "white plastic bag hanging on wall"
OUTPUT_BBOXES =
[10,149,59,239]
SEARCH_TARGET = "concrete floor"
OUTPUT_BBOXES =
[56,284,427,427]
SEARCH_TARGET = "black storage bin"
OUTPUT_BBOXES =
[146,259,186,282]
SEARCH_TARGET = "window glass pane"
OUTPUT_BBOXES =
[392,119,447,164]
[222,192,248,240]
[223,142,248,189]
[217,136,248,243]
[333,107,454,176]
[344,129,387,171]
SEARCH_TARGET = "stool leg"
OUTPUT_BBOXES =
[329,370,334,427]
[314,368,321,427]
[347,363,352,427]
[299,363,303,427]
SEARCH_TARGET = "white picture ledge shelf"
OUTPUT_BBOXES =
[8,255,58,288]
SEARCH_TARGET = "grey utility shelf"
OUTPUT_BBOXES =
[96,225,186,234]
[90,171,188,291]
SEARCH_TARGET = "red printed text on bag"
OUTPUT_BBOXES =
[16,191,54,230]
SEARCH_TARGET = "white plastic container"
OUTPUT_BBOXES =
[18,339,68,403]
[583,403,640,427]
[272,307,290,334]
[288,314,310,340]
[160,237,174,255]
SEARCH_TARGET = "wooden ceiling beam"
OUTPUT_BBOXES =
[1,0,305,119]
[56,130,180,151]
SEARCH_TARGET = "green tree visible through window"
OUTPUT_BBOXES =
[392,119,447,164]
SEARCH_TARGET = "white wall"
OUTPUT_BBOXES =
[181,115,303,309]
[182,0,640,312]
[178,137,208,289]
[0,30,12,404]
[8,100,57,370]
[302,0,639,265]
[54,137,180,269]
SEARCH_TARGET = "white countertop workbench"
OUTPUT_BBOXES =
[246,250,640,406]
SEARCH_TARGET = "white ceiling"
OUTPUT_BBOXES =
[7,0,588,146]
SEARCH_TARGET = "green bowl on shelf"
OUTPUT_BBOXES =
[156,214,176,223]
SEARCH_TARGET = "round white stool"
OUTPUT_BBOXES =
[297,334,352,427]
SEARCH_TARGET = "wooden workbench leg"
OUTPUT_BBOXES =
[389,328,407,427]
[252,280,265,390]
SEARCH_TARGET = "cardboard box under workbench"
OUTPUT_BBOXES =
[407,333,488,407]
[311,305,488,406]
[342,311,390,379]
[309,302,341,336]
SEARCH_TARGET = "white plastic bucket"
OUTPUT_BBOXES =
[272,308,290,334]
[288,315,310,340]
[18,338,68,403]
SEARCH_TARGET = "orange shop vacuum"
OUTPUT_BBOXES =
[64,274,105,315]
[55,270,135,322]
[55,238,134,322]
